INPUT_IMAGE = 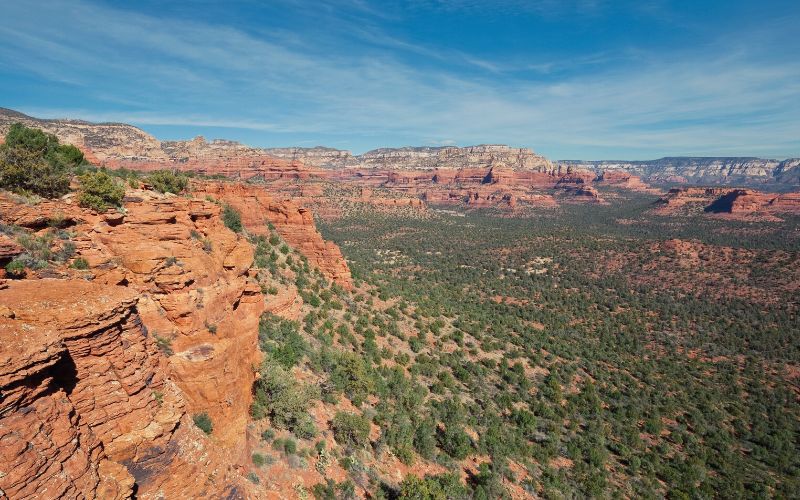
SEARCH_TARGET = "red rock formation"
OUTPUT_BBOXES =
[654,187,730,213]
[767,191,800,213]
[0,279,253,498]
[0,233,23,262]
[705,189,800,217]
[194,181,353,289]
[0,191,265,453]
[595,170,657,192]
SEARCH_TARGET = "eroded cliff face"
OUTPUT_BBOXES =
[263,145,554,172]
[194,181,353,289]
[653,186,800,220]
[561,157,800,186]
[0,173,363,497]
[0,190,265,451]
[0,108,654,211]
[0,279,253,499]
[3,108,798,189]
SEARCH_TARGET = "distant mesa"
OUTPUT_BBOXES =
[0,108,797,214]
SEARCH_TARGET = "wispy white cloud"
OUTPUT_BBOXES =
[1,0,798,159]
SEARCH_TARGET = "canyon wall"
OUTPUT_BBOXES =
[4,108,797,187]
[0,279,254,498]
[560,157,800,186]
[263,145,554,172]
[194,181,353,288]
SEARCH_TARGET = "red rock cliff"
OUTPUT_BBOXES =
[195,181,353,289]
[0,279,254,498]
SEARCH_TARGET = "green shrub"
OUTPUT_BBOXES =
[193,412,213,435]
[251,361,318,438]
[247,472,260,484]
[259,314,307,368]
[15,233,54,270]
[252,452,266,467]
[70,257,90,270]
[78,170,125,212]
[0,124,84,198]
[331,411,371,449]
[329,352,374,407]
[222,204,243,233]
[190,229,212,252]
[153,334,174,356]
[147,170,188,194]
[4,259,26,279]
[438,424,472,460]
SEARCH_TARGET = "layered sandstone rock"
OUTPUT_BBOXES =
[0,190,265,453]
[194,181,353,289]
[560,157,791,185]
[654,187,730,213]
[3,108,798,188]
[0,279,253,498]
[262,146,358,169]
[0,233,23,261]
[356,145,553,171]
[0,108,166,162]
[705,189,800,216]
[595,170,658,193]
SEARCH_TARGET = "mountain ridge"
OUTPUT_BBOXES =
[1,107,798,185]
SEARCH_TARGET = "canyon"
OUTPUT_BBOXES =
[1,109,799,499]
[2,108,799,197]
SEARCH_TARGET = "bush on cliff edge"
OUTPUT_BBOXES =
[78,170,125,212]
[192,412,213,435]
[147,170,188,194]
[0,123,85,198]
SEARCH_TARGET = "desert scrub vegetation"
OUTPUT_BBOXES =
[4,229,78,277]
[312,200,800,498]
[70,257,89,270]
[251,360,319,439]
[153,333,174,356]
[258,313,307,368]
[331,411,371,449]
[192,412,213,435]
[147,170,189,194]
[0,123,85,198]
[78,170,125,212]
[222,204,243,233]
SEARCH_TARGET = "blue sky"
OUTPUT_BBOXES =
[1,0,799,159]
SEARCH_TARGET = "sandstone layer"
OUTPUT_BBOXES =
[3,108,799,189]
[194,181,353,288]
[560,156,800,186]
[0,279,253,499]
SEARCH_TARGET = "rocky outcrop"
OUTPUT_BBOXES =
[264,145,553,172]
[3,108,798,189]
[654,187,730,213]
[194,181,353,289]
[0,279,252,498]
[595,170,658,193]
[561,157,798,186]
[773,158,800,185]
[0,108,167,162]
[357,145,553,171]
[0,190,265,453]
[0,233,23,262]
[652,186,800,219]
[262,146,358,169]
[705,189,800,216]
